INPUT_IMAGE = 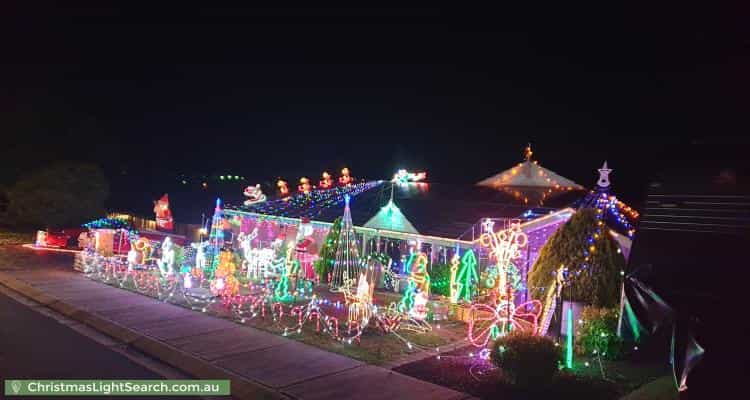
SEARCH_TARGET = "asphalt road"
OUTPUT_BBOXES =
[0,290,162,380]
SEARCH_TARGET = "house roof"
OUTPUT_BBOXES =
[363,199,419,234]
[476,159,583,190]
[229,181,586,239]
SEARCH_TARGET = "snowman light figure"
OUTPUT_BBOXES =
[191,241,209,271]
[127,246,138,271]
[157,237,176,277]
[410,291,429,320]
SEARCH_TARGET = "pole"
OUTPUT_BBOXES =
[566,304,573,369]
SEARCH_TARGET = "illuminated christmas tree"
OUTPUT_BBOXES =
[330,195,361,291]
[314,216,342,282]
[210,250,239,297]
[206,198,225,279]
[450,249,479,303]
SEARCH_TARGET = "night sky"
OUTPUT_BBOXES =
[2,4,748,220]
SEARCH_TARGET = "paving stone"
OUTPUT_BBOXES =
[216,340,362,388]
[168,326,287,361]
[103,303,198,326]
[283,365,467,400]
[41,287,118,300]
[137,314,237,341]
[70,293,160,312]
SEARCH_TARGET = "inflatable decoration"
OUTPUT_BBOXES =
[153,194,174,231]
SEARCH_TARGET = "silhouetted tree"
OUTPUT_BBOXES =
[4,162,109,228]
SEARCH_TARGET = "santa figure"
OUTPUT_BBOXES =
[319,171,333,189]
[410,292,429,320]
[298,177,312,194]
[277,179,290,196]
[338,167,354,186]
[153,194,174,231]
[294,218,318,280]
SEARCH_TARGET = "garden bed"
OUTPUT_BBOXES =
[394,345,672,400]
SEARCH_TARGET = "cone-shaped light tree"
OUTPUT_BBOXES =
[330,195,361,291]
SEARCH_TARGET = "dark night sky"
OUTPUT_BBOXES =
[2,4,748,219]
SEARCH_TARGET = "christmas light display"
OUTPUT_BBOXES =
[277,179,290,196]
[127,246,138,271]
[450,249,479,304]
[344,273,373,325]
[338,167,353,186]
[79,231,437,353]
[329,195,361,292]
[480,220,528,273]
[240,181,380,220]
[208,198,225,254]
[479,219,528,304]
[597,161,612,188]
[298,177,312,194]
[157,237,177,277]
[210,251,239,297]
[392,169,427,184]
[410,292,429,320]
[576,161,639,237]
[78,231,93,249]
[83,217,129,230]
[246,248,280,279]
[467,300,542,347]
[190,241,209,271]
[397,253,430,315]
[319,171,333,189]
[275,247,299,301]
[35,231,48,247]
[243,184,267,206]
[449,254,460,303]
[153,194,174,231]
[294,218,318,280]
[476,145,583,198]
[133,237,153,264]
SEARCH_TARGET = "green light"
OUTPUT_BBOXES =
[566,305,573,369]
[624,297,642,341]
[234,175,239,180]
[219,176,225,180]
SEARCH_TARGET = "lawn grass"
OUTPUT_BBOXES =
[74,259,468,365]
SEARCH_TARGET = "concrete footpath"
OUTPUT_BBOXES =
[0,268,471,400]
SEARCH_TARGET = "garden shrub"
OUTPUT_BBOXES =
[429,262,451,296]
[576,306,624,360]
[491,332,561,386]
[528,208,625,307]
